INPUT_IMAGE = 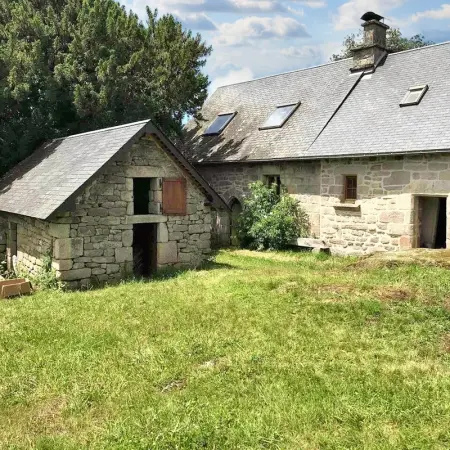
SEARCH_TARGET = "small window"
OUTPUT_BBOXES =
[204,112,236,135]
[260,103,300,130]
[344,175,357,201]
[133,178,151,215]
[265,175,282,195]
[400,85,428,107]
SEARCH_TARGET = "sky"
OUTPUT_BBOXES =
[124,0,450,94]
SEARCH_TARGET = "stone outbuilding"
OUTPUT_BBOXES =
[0,120,228,288]
[183,12,450,255]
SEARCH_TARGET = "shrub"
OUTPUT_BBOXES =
[16,255,64,291]
[238,181,310,250]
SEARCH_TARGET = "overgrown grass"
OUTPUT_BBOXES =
[0,250,449,449]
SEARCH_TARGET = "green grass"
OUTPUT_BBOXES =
[0,250,449,449]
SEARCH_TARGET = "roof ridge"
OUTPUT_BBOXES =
[54,119,151,141]
[214,57,351,90]
[212,41,450,92]
[383,40,450,58]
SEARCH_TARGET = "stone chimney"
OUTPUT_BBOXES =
[351,12,389,72]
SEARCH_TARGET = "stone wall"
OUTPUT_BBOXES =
[320,154,450,255]
[198,161,321,237]
[0,214,54,275]
[50,137,212,288]
[16,217,53,273]
[0,216,7,263]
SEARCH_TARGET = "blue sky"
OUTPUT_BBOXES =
[124,0,450,93]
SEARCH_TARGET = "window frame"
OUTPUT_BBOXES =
[264,175,282,195]
[400,85,429,107]
[259,102,301,130]
[203,112,237,136]
[344,175,358,202]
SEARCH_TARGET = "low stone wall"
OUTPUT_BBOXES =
[320,154,450,255]
[0,216,6,262]
[197,161,321,237]
[50,138,212,288]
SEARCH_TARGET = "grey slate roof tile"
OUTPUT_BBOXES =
[183,42,450,163]
[0,120,149,219]
[0,119,229,219]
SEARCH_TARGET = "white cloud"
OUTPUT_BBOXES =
[281,45,322,59]
[178,13,217,30]
[214,15,310,46]
[209,67,255,93]
[333,0,405,30]
[130,0,286,15]
[292,0,327,8]
[411,4,450,22]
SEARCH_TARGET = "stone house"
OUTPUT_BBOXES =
[183,12,450,254]
[0,120,228,288]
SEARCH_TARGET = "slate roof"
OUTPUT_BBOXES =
[183,42,450,163]
[0,120,228,220]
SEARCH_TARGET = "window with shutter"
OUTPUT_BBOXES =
[162,178,187,215]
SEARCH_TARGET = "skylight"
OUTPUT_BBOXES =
[260,103,300,130]
[204,112,236,135]
[400,85,428,107]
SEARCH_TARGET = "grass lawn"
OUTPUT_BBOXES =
[1,250,449,449]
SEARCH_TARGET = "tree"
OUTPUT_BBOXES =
[238,182,310,251]
[0,0,211,176]
[331,28,434,61]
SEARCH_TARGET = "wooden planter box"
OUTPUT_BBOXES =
[0,279,32,299]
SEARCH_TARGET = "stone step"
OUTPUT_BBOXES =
[290,238,331,254]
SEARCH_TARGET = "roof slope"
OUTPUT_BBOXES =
[0,120,228,220]
[184,58,358,162]
[184,42,450,163]
[310,43,450,158]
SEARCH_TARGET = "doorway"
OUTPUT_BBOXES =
[417,196,447,249]
[133,223,157,277]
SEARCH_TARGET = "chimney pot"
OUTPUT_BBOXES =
[351,12,390,72]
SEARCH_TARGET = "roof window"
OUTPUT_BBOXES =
[204,112,236,135]
[260,102,300,130]
[400,85,428,107]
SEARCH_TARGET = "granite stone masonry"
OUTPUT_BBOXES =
[320,154,450,255]
[0,131,216,289]
[198,153,450,255]
[0,217,6,263]
[46,138,212,288]
[199,161,321,237]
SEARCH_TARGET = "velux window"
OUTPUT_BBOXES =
[344,175,357,201]
[204,112,236,135]
[400,85,428,107]
[260,102,300,130]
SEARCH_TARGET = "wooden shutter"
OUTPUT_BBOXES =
[162,178,187,215]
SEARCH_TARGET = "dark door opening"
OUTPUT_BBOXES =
[133,178,151,215]
[418,196,447,249]
[133,224,157,277]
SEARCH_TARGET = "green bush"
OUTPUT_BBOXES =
[15,255,64,291]
[238,181,310,250]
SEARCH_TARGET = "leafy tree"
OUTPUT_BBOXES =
[0,0,211,176]
[238,182,310,251]
[331,28,434,61]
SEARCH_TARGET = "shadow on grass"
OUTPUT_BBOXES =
[70,258,237,292]
[144,260,236,283]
